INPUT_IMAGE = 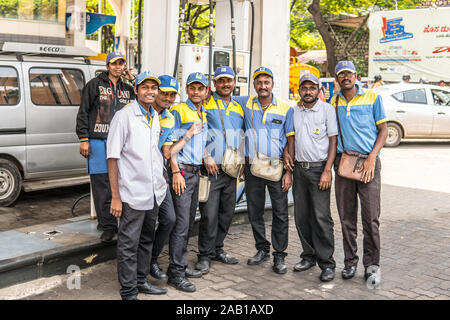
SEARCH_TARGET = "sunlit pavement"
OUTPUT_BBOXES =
[1,141,449,300]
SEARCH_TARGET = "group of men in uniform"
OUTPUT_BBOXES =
[76,52,387,300]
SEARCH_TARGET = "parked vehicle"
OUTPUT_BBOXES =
[0,43,106,206]
[374,83,450,147]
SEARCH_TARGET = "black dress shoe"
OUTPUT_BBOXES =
[273,256,287,274]
[320,268,335,282]
[214,252,239,264]
[195,259,210,275]
[137,281,167,295]
[293,260,316,272]
[100,230,116,243]
[150,263,168,280]
[185,267,202,278]
[122,294,138,300]
[168,277,196,293]
[247,250,270,265]
[341,266,357,279]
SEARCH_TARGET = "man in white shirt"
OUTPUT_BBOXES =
[284,73,338,282]
[107,71,168,300]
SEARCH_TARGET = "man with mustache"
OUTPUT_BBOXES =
[194,66,243,275]
[331,61,388,283]
[285,74,338,282]
[166,72,209,292]
[149,75,201,281]
[107,71,167,300]
[234,67,294,275]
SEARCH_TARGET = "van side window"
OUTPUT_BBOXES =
[29,68,85,106]
[0,66,20,105]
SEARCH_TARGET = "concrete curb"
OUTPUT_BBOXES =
[0,202,293,290]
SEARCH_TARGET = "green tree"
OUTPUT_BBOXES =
[0,0,18,18]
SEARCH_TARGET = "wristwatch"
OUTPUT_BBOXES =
[183,135,191,143]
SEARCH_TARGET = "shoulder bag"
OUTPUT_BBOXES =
[249,100,283,182]
[216,100,244,178]
[335,95,368,181]
[198,174,211,203]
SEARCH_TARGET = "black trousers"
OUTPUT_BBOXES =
[167,170,200,278]
[293,164,335,270]
[244,164,289,258]
[334,155,382,268]
[198,169,237,261]
[151,170,176,264]
[90,173,118,232]
[117,201,159,299]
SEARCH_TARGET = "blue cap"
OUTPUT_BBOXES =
[214,66,235,80]
[186,72,208,87]
[106,52,125,64]
[135,71,160,88]
[158,75,180,94]
[335,60,356,75]
[253,67,273,79]
[299,73,319,86]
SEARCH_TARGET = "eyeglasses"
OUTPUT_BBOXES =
[337,71,355,78]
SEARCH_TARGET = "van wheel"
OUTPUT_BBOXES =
[385,122,402,147]
[0,159,22,207]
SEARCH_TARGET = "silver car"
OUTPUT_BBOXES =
[0,52,106,206]
[374,83,450,147]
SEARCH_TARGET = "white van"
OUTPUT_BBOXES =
[0,42,107,206]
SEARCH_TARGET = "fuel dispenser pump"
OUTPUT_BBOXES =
[174,0,254,102]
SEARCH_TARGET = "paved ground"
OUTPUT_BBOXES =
[0,184,90,232]
[0,141,449,300]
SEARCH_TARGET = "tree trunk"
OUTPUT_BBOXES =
[307,0,336,76]
[340,6,374,60]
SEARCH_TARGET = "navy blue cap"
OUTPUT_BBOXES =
[335,60,356,75]
[135,71,160,88]
[214,66,235,80]
[253,67,273,79]
[299,73,319,86]
[158,75,180,94]
[186,72,208,87]
[106,52,125,64]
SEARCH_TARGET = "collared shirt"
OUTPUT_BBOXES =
[107,100,167,210]
[138,103,155,127]
[158,108,176,151]
[330,83,387,155]
[293,99,338,162]
[170,98,207,166]
[234,95,294,159]
[204,92,245,164]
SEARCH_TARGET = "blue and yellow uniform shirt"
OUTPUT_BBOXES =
[170,98,207,166]
[204,92,245,164]
[234,95,294,159]
[330,83,387,155]
[158,108,176,151]
[138,103,155,127]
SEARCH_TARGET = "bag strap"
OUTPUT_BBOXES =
[251,100,259,158]
[214,96,228,146]
[334,95,346,152]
